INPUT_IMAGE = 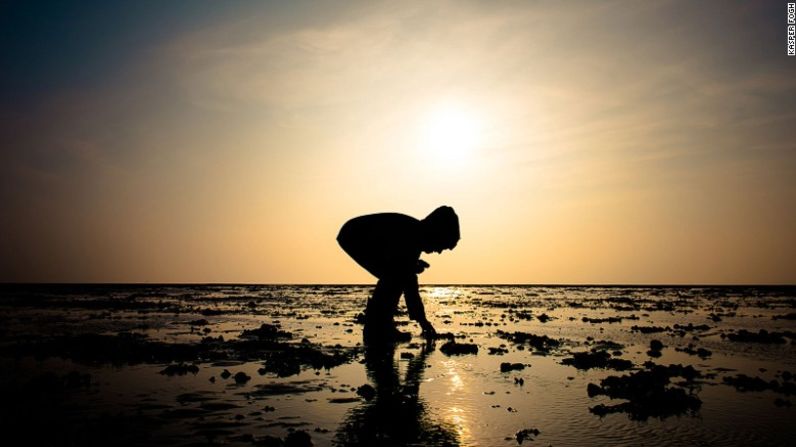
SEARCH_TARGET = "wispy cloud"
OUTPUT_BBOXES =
[1,0,794,282]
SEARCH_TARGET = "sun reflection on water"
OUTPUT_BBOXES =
[426,286,463,299]
[442,359,473,445]
[445,406,472,445]
[426,287,464,318]
[443,359,464,394]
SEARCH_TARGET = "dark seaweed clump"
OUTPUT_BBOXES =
[260,344,357,377]
[488,346,509,355]
[675,344,712,359]
[672,323,711,333]
[240,323,293,341]
[587,363,702,420]
[496,331,562,354]
[647,340,664,358]
[630,325,669,334]
[500,362,526,373]
[723,329,792,344]
[561,350,633,371]
[582,316,628,324]
[723,374,796,395]
[439,341,479,356]
[0,323,359,378]
[160,363,200,376]
[514,428,540,444]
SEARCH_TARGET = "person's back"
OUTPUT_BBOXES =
[337,213,422,280]
[337,206,460,343]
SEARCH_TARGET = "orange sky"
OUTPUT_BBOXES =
[1,1,795,283]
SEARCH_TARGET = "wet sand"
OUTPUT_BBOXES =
[0,285,794,446]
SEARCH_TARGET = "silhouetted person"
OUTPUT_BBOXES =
[337,206,460,343]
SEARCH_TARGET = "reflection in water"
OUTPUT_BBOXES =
[440,359,473,444]
[335,342,460,446]
[2,285,795,446]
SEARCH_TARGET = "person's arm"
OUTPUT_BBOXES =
[403,274,436,336]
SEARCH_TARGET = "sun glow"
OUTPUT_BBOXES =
[418,101,484,167]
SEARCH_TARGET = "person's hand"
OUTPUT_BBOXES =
[416,259,430,274]
[420,319,436,338]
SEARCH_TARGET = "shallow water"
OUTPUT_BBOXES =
[0,285,794,446]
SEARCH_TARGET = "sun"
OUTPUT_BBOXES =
[419,101,484,167]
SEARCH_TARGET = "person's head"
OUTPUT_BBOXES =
[420,206,460,253]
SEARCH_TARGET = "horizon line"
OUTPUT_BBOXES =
[1,282,795,288]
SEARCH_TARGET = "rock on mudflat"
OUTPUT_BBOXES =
[500,362,526,373]
[675,344,712,359]
[234,371,251,384]
[724,329,790,344]
[240,323,293,341]
[647,340,664,357]
[285,430,313,447]
[722,374,796,395]
[587,363,702,420]
[496,331,562,354]
[440,341,478,356]
[631,325,669,334]
[515,428,540,444]
[159,363,199,376]
[488,346,509,355]
[561,350,633,371]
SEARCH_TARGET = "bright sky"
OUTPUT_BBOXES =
[1,0,795,284]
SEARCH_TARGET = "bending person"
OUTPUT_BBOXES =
[337,206,460,343]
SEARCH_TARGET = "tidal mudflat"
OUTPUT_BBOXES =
[0,285,794,446]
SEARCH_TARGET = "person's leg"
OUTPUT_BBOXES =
[364,276,403,342]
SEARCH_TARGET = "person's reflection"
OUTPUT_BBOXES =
[335,341,459,446]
